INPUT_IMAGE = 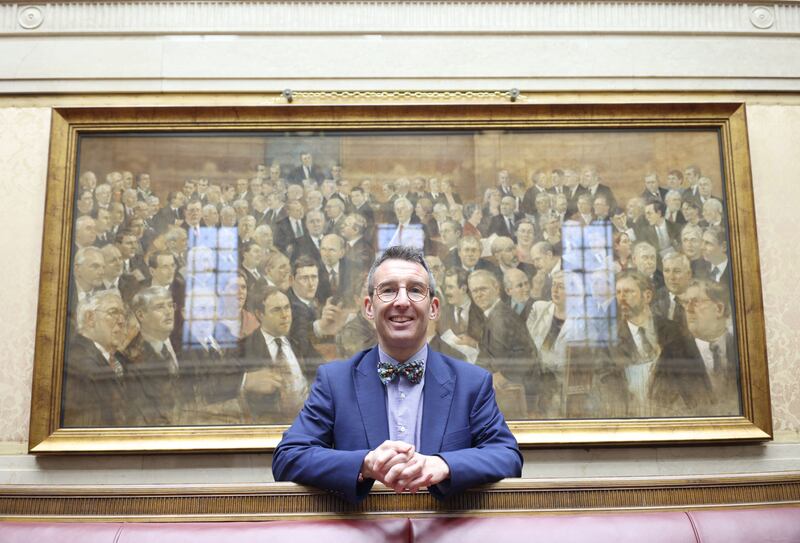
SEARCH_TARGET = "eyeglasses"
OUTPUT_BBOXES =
[373,284,431,303]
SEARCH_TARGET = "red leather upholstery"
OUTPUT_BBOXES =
[116,519,410,543]
[411,513,698,543]
[2,507,800,542]
[0,521,124,543]
[688,507,800,543]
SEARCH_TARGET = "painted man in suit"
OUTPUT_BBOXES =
[273,246,522,503]
[63,290,131,427]
[239,285,322,424]
[682,279,740,415]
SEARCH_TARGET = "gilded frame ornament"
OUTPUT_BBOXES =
[28,101,771,454]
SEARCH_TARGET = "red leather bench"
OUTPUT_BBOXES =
[1,508,799,542]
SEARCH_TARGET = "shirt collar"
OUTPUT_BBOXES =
[378,343,428,368]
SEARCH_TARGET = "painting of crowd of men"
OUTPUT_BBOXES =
[63,138,741,428]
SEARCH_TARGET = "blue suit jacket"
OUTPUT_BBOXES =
[272,345,522,503]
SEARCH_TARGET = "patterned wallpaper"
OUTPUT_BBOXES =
[0,108,50,446]
[747,105,800,440]
[0,104,798,448]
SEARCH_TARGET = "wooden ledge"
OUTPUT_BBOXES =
[2,472,800,522]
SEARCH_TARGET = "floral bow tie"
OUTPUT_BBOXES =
[377,359,424,385]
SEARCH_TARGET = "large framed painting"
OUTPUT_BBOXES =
[28,102,771,453]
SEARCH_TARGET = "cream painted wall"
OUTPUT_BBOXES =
[0,102,799,483]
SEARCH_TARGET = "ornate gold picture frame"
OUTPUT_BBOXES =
[28,102,770,454]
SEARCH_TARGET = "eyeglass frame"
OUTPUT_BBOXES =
[370,282,434,303]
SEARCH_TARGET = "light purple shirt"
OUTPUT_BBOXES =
[378,344,427,449]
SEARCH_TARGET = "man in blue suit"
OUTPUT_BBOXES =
[272,246,522,503]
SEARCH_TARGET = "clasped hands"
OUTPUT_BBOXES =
[360,440,450,494]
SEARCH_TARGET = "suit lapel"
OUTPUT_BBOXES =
[420,350,455,455]
[354,347,390,449]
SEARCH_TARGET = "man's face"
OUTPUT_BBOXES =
[551,275,566,308]
[530,246,551,271]
[500,197,516,217]
[516,223,535,247]
[220,208,237,227]
[580,167,597,188]
[663,258,692,294]
[122,190,137,207]
[306,192,322,210]
[118,235,138,259]
[320,237,344,267]
[270,164,281,180]
[139,294,175,339]
[185,202,202,226]
[150,254,176,286]
[504,271,529,303]
[306,213,325,236]
[95,186,111,205]
[616,277,650,321]
[249,179,263,196]
[577,197,592,215]
[110,204,125,226]
[182,181,196,198]
[666,173,682,190]
[364,259,438,357]
[685,169,698,186]
[267,255,292,287]
[138,174,151,190]
[340,216,358,241]
[394,201,413,223]
[666,193,682,212]
[350,189,365,208]
[86,296,127,350]
[497,170,509,187]
[293,265,319,300]
[555,194,568,213]
[202,206,219,226]
[76,251,105,289]
[593,197,610,218]
[129,218,145,239]
[325,199,343,220]
[287,201,304,220]
[611,212,627,231]
[495,240,518,268]
[75,218,97,246]
[458,240,481,268]
[255,226,273,248]
[535,194,551,214]
[93,208,112,234]
[103,215,132,260]
[440,223,459,246]
[443,275,466,306]
[301,153,313,167]
[243,244,264,269]
[78,191,94,214]
[564,172,579,188]
[259,291,292,337]
[699,178,713,198]
[702,232,727,264]
[682,202,699,224]
[644,204,661,226]
[703,201,721,223]
[627,198,643,220]
[468,274,499,311]
[683,285,725,340]
[80,172,97,191]
[236,178,249,194]
[644,175,658,192]
[634,246,658,275]
[550,171,563,188]
[426,256,444,286]
[682,231,702,259]
[411,178,425,193]
[238,217,256,239]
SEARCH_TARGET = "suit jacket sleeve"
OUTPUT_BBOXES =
[432,370,523,499]
[271,364,374,504]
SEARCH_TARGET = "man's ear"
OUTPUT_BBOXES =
[428,296,440,320]
[363,295,374,320]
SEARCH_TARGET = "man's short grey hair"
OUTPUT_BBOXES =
[490,236,514,254]
[76,289,123,332]
[665,189,683,201]
[704,198,723,214]
[468,269,499,289]
[393,197,412,212]
[130,286,172,318]
[202,203,217,214]
[662,251,691,269]
[367,245,435,297]
[74,246,103,267]
[681,223,703,240]
[254,224,272,236]
[75,214,95,230]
